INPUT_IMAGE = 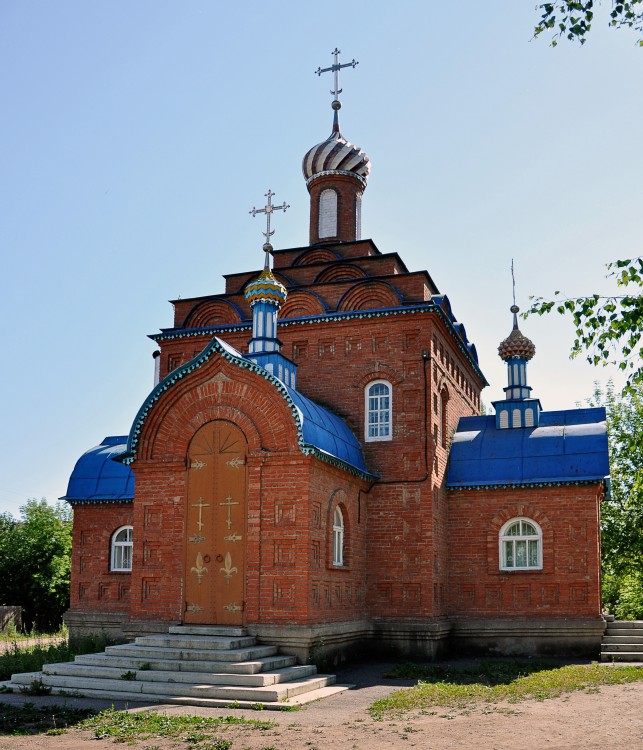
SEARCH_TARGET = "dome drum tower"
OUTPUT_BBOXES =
[303,51,370,245]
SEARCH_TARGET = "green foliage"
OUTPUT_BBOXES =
[585,382,643,616]
[0,499,72,631]
[534,1,643,45]
[603,570,643,618]
[0,632,113,681]
[527,257,643,396]
[369,661,643,718]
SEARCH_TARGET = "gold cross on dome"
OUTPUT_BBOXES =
[249,189,289,249]
[315,48,358,105]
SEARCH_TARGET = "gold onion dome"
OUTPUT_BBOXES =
[498,305,536,361]
[244,258,288,307]
[302,107,371,185]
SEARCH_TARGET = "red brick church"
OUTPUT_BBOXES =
[63,56,609,661]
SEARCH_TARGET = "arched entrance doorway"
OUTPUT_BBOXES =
[183,420,248,625]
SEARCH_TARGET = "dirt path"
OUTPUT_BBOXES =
[2,659,643,749]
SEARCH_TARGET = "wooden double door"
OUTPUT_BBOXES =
[183,421,247,625]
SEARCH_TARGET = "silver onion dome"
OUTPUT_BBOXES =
[302,108,370,185]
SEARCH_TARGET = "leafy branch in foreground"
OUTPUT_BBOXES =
[534,1,643,46]
[526,257,643,395]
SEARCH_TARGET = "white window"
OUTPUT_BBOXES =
[333,507,344,566]
[499,518,542,571]
[512,408,522,428]
[365,380,392,441]
[111,526,133,572]
[499,409,509,429]
[525,408,534,427]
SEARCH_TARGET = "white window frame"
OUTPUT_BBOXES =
[499,517,542,571]
[365,379,392,442]
[332,506,344,566]
[111,525,133,572]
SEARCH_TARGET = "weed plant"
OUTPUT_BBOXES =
[80,707,275,743]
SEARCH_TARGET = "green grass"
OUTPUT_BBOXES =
[0,633,115,681]
[0,623,68,642]
[80,707,276,743]
[369,660,643,718]
[0,701,96,735]
[0,703,276,743]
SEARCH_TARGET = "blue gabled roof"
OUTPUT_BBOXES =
[284,386,368,474]
[447,407,609,489]
[62,436,134,504]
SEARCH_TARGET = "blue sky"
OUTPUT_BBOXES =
[1,2,640,517]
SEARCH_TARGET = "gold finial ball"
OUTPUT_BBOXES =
[263,242,273,253]
[331,99,342,111]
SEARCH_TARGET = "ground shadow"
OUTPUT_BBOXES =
[0,701,97,735]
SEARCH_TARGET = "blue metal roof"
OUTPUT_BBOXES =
[62,436,134,504]
[447,407,609,488]
[284,385,368,474]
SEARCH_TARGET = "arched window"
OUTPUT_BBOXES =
[525,408,534,427]
[499,409,509,429]
[512,408,522,428]
[332,506,344,566]
[499,518,542,571]
[319,189,338,238]
[365,380,392,441]
[111,526,133,572]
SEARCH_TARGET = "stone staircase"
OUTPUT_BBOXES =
[601,620,643,662]
[2,626,348,708]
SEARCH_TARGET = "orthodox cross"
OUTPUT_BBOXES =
[511,259,517,307]
[315,48,358,105]
[220,495,239,530]
[510,259,519,323]
[191,497,209,531]
[249,189,289,250]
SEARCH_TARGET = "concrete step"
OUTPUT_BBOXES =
[11,671,335,703]
[4,622,340,708]
[134,634,257,650]
[73,651,296,675]
[104,643,278,662]
[603,636,643,645]
[601,642,643,652]
[41,662,317,687]
[605,620,643,630]
[168,625,248,637]
[601,651,643,662]
[0,678,351,710]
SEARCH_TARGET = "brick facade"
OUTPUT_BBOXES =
[66,171,605,660]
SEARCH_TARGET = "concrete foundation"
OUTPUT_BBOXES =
[66,611,604,663]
